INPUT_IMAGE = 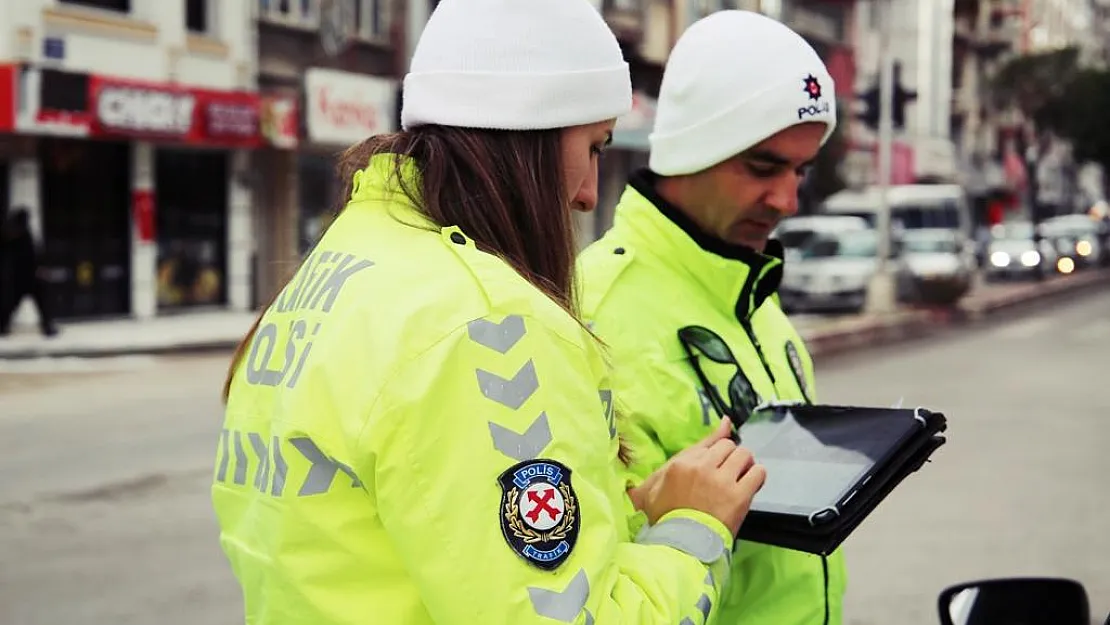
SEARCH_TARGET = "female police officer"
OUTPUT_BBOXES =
[212,1,766,623]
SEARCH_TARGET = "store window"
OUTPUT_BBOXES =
[259,0,318,26]
[39,139,132,319]
[155,150,229,310]
[354,0,390,41]
[61,0,130,12]
[186,0,211,34]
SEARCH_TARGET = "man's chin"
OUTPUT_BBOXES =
[725,235,769,253]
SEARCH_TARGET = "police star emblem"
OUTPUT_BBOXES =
[498,459,580,570]
[803,74,823,101]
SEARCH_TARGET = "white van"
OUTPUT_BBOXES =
[820,184,973,239]
[774,215,871,264]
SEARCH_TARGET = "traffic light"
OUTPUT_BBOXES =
[891,61,917,130]
[854,61,917,132]
[857,85,880,131]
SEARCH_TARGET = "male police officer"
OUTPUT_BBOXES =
[578,11,844,625]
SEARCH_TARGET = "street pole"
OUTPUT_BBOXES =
[1025,134,1045,281]
[865,0,898,314]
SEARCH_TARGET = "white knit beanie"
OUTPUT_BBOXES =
[649,11,838,176]
[401,0,632,131]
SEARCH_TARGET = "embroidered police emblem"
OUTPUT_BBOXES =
[803,74,823,101]
[498,459,580,570]
[784,341,812,404]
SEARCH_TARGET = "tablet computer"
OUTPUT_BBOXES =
[738,404,928,520]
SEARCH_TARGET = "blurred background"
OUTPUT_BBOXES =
[0,0,1106,328]
[0,1,1108,624]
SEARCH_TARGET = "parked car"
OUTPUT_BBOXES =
[898,228,975,305]
[1040,214,1107,269]
[985,221,1058,281]
[779,229,913,314]
[774,215,870,265]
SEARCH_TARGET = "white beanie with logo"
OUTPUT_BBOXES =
[401,0,632,131]
[649,10,838,176]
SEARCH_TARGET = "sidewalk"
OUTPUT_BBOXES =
[0,310,258,360]
[803,267,1110,359]
[1,268,1108,360]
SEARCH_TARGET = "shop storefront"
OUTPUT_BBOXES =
[154,149,229,310]
[299,67,397,253]
[39,138,132,318]
[14,65,260,320]
[89,75,259,314]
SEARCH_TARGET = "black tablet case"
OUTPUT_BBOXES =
[735,404,948,556]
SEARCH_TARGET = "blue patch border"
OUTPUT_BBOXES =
[497,459,580,571]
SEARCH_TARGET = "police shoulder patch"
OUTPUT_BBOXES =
[784,340,812,403]
[498,458,580,570]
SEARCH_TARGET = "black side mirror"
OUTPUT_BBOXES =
[938,577,1089,625]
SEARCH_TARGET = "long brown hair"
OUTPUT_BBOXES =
[222,125,579,402]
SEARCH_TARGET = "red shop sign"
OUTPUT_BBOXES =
[90,75,261,147]
[0,64,15,132]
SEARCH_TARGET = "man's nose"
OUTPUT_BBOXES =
[764,176,801,217]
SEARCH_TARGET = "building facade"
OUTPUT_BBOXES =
[1,0,259,330]
[0,0,876,325]
[848,0,959,187]
[949,0,1100,228]
[251,0,401,305]
[0,0,260,325]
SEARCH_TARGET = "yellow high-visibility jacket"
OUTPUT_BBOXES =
[577,174,847,625]
[212,155,734,625]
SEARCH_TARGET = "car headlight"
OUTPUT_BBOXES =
[1077,240,1093,256]
[990,251,1011,267]
[1020,250,1041,267]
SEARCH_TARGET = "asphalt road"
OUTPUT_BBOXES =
[1,287,1108,625]
[820,286,1110,624]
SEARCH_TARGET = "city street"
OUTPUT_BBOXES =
[822,287,1110,624]
[1,287,1108,625]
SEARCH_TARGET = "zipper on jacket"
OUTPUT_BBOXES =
[739,317,776,386]
[737,257,830,623]
[734,260,777,388]
[821,555,830,625]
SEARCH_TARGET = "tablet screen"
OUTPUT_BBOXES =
[739,405,922,516]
